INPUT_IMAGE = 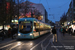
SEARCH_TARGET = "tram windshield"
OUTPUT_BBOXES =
[19,21,32,34]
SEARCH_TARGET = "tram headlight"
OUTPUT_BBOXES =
[18,33,21,36]
[30,33,33,36]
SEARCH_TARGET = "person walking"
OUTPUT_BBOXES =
[62,27,66,36]
[8,28,11,38]
[11,27,16,39]
[0,29,4,40]
[52,26,57,42]
[61,28,63,33]
[68,27,73,35]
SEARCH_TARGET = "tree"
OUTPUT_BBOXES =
[19,1,42,19]
[60,12,67,25]
[0,0,6,25]
[0,0,16,25]
[0,0,17,32]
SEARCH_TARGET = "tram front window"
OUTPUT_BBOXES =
[19,21,32,34]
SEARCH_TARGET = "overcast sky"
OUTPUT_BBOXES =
[19,0,71,23]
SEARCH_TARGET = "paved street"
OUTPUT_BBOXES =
[0,30,75,50]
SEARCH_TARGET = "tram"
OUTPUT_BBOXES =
[17,18,51,39]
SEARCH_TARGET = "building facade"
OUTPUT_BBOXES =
[66,8,70,22]
[19,1,48,23]
[67,0,75,24]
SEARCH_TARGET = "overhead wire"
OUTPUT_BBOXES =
[50,0,71,9]
[49,1,70,13]
[45,0,71,11]
[46,0,50,9]
[45,0,71,21]
[46,0,52,15]
[46,0,55,19]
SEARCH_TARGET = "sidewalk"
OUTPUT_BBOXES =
[58,31,75,50]
[0,37,16,44]
[58,31,75,41]
[46,31,72,50]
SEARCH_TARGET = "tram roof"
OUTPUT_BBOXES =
[19,18,50,25]
[19,18,37,21]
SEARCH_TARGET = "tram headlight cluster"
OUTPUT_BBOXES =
[18,33,21,36]
[30,33,33,36]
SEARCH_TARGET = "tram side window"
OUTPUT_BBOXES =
[34,22,40,32]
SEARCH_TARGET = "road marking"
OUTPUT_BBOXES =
[40,31,65,50]
[50,38,59,50]
[41,42,43,48]
[7,42,35,50]
[5,34,51,50]
[45,38,51,50]
[41,34,52,50]
[8,44,24,50]
[0,34,52,50]
[30,41,42,50]
[7,45,19,50]
[0,42,17,49]
[42,37,59,50]
[62,40,75,42]
[30,34,51,50]
[72,36,75,37]
[57,32,65,46]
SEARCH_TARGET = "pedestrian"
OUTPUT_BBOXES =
[0,29,4,40]
[11,27,16,39]
[62,27,66,36]
[8,28,11,38]
[59,28,61,32]
[71,27,73,34]
[70,27,73,35]
[61,28,63,33]
[52,26,57,42]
